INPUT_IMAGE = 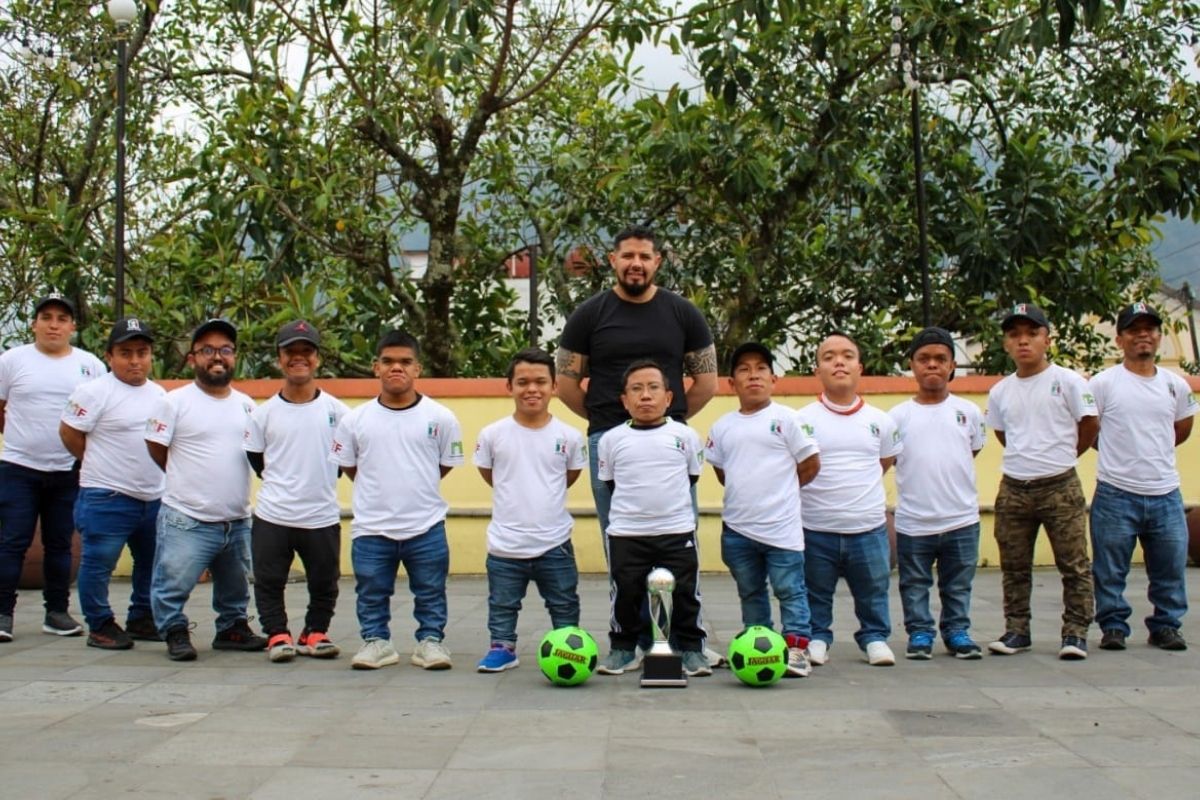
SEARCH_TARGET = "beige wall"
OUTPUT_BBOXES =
[36,377,1198,576]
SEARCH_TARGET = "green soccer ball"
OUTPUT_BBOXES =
[538,626,599,686]
[727,626,788,687]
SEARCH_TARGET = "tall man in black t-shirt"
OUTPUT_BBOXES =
[557,226,718,661]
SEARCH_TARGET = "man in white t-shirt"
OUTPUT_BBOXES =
[0,293,104,642]
[59,318,165,650]
[595,360,709,677]
[705,340,820,681]
[332,330,465,671]
[889,327,986,661]
[707,342,820,677]
[796,334,902,667]
[146,319,267,662]
[1090,303,1197,652]
[244,320,351,663]
[472,348,587,672]
[985,303,1098,660]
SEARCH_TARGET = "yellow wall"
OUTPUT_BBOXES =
[69,386,1200,576]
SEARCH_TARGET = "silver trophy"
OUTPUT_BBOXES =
[641,567,687,687]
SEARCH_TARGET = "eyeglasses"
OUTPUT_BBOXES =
[192,345,236,358]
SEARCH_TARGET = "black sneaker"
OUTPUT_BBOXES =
[1059,636,1088,660]
[165,626,197,661]
[125,617,162,642]
[212,619,268,651]
[987,632,1032,655]
[87,618,133,650]
[43,610,84,636]
[1099,629,1127,651]
[1149,628,1188,651]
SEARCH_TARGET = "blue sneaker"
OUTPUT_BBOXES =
[476,643,519,672]
[945,631,982,660]
[906,631,934,660]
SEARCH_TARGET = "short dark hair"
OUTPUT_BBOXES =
[506,347,555,382]
[621,358,667,390]
[613,225,660,253]
[376,329,420,357]
[817,331,861,359]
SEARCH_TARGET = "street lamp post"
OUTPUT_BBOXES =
[107,0,137,319]
[892,5,932,327]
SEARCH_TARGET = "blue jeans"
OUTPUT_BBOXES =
[0,461,79,615]
[1090,481,1188,636]
[896,523,979,639]
[720,524,810,639]
[74,488,159,630]
[151,505,252,634]
[486,542,580,645]
[804,525,892,648]
[352,522,449,642]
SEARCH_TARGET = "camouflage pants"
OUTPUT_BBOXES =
[994,469,1094,638]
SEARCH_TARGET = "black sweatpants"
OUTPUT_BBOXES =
[608,532,704,651]
[251,516,340,636]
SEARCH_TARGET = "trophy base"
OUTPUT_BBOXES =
[640,652,688,688]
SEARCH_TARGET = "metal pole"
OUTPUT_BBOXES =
[528,243,539,348]
[1184,282,1200,366]
[114,33,127,319]
[911,84,931,327]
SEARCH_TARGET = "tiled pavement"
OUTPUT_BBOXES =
[1,568,1198,799]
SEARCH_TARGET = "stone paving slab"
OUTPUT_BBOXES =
[1,567,1198,799]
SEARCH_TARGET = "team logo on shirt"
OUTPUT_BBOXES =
[800,423,814,436]
[955,411,967,426]
[769,419,784,436]
[80,365,95,377]
[241,402,255,416]
[147,417,167,433]
[450,440,464,457]
[427,422,440,438]
[672,436,686,451]
[1188,393,1198,408]
[1082,392,1094,405]
[66,400,87,418]
[1050,380,1062,397]
[554,437,568,454]
[331,439,344,454]
[328,412,337,427]
[868,423,880,438]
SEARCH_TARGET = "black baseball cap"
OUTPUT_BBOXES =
[1116,302,1163,332]
[191,318,238,345]
[108,317,154,348]
[729,342,773,372]
[1000,303,1050,331]
[276,319,321,349]
[906,326,955,358]
[34,292,76,318]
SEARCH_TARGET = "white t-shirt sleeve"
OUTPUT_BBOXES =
[985,386,1005,433]
[243,406,267,452]
[331,414,357,468]
[438,411,465,468]
[879,413,903,459]
[687,428,704,476]
[61,379,103,433]
[597,431,614,482]
[473,425,495,469]
[567,429,587,471]
[1069,375,1098,420]
[969,404,987,451]
[786,416,820,462]
[1173,375,1198,421]
[144,394,177,446]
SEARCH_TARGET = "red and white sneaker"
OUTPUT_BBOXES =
[297,629,340,659]
[267,632,296,663]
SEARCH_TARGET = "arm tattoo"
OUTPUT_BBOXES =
[555,347,585,380]
[683,344,718,376]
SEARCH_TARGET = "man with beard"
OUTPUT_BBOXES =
[1089,303,1196,651]
[556,226,719,663]
[146,319,267,661]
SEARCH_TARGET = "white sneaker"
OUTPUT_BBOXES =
[703,645,726,668]
[411,636,453,670]
[807,639,829,665]
[785,647,812,677]
[351,638,400,670]
[865,641,896,666]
